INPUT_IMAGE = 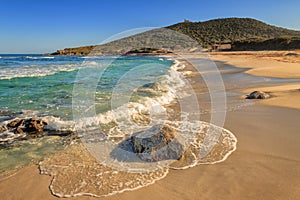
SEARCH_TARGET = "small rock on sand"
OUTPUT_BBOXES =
[246,91,271,99]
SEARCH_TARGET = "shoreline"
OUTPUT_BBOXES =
[0,51,300,199]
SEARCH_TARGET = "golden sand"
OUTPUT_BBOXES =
[210,51,300,78]
[243,84,300,110]
[211,51,300,110]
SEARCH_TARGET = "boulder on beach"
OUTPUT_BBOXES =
[246,91,271,99]
[131,124,184,162]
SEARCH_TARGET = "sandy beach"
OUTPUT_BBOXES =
[1,51,300,200]
[211,51,300,110]
[210,51,300,78]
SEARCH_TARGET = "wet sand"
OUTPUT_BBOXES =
[1,52,300,199]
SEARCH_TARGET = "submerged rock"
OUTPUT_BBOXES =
[246,91,271,99]
[131,124,184,162]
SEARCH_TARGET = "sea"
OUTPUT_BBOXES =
[0,54,177,172]
[0,54,238,197]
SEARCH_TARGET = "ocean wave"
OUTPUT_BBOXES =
[25,56,37,59]
[0,59,184,138]
[72,60,186,131]
[23,56,57,60]
[0,58,108,79]
[0,63,81,80]
[41,56,55,59]
[0,59,190,135]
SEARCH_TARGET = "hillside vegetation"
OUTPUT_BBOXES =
[167,18,300,47]
[50,18,300,55]
[232,37,300,51]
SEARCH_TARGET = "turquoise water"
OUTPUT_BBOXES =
[0,55,173,119]
[0,54,174,172]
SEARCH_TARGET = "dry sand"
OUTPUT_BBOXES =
[1,51,300,200]
[211,51,300,110]
[243,84,300,110]
[210,51,300,78]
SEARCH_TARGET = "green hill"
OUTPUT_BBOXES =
[167,18,300,47]
[50,18,300,55]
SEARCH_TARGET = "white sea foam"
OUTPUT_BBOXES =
[43,116,76,132]
[41,56,55,59]
[23,56,54,59]
[25,56,39,60]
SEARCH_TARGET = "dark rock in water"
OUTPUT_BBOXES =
[25,118,47,134]
[0,126,7,133]
[131,124,184,162]
[7,119,24,129]
[246,91,271,99]
[15,126,24,134]
[1,118,48,136]
[0,117,76,146]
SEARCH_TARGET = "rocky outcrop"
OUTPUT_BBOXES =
[246,91,271,99]
[50,46,96,56]
[8,118,47,134]
[0,118,48,144]
[131,124,184,162]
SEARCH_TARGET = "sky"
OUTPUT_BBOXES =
[0,0,300,53]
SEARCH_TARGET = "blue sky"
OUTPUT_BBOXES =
[1,0,300,53]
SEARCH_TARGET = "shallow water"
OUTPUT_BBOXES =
[0,136,65,173]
